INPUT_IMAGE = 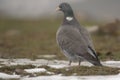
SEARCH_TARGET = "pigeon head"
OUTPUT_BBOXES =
[57,3,74,17]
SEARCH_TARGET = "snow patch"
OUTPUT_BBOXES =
[20,74,120,80]
[105,61,120,64]
[0,59,120,68]
[48,64,68,69]
[103,61,120,68]
[24,68,46,73]
[0,73,20,79]
[38,55,56,58]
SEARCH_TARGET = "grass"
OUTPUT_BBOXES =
[0,18,120,61]
[0,18,62,59]
[93,35,120,60]
[39,65,120,76]
[0,65,35,74]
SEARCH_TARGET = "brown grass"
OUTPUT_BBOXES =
[0,18,120,61]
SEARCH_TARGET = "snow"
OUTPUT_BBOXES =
[46,71,55,75]
[0,58,92,67]
[21,74,120,80]
[48,64,68,69]
[0,72,120,80]
[24,68,46,73]
[0,73,20,79]
[1,58,120,68]
[105,61,120,64]
[38,55,56,59]
[0,73,120,80]
[103,61,120,68]
[0,59,49,66]
[21,67,54,75]
[0,59,120,80]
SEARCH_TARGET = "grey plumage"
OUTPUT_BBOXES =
[56,3,102,66]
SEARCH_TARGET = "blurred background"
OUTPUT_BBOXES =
[0,0,120,60]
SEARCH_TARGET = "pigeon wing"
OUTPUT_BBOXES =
[57,26,98,61]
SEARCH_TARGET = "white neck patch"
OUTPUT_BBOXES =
[66,17,73,21]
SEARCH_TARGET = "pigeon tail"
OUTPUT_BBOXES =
[92,61,103,66]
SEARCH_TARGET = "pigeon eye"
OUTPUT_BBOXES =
[59,5,62,8]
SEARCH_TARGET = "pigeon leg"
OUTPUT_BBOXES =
[78,60,81,66]
[69,60,72,65]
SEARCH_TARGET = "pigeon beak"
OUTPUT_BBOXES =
[56,7,61,11]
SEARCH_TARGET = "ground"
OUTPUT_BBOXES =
[0,59,120,80]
